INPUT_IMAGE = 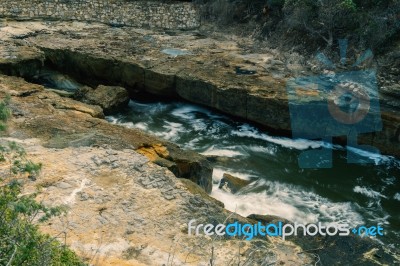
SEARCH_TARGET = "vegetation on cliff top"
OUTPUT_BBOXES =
[0,96,85,266]
[197,0,400,52]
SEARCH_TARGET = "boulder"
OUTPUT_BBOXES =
[219,173,251,193]
[137,143,213,194]
[74,85,129,114]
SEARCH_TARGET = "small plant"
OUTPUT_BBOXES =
[0,95,86,265]
[0,95,11,131]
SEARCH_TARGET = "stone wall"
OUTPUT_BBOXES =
[0,0,200,29]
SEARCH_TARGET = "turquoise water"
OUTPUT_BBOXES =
[108,99,400,249]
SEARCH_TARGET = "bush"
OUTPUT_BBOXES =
[282,0,400,50]
[0,95,11,131]
[0,96,86,266]
[283,0,357,47]
[0,180,85,266]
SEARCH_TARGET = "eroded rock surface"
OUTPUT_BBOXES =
[0,75,315,265]
[137,143,213,194]
[74,85,130,114]
[1,20,399,157]
[0,74,212,193]
[0,138,313,266]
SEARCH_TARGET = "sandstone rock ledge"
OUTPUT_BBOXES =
[5,139,315,265]
[0,74,213,194]
[0,20,399,158]
[0,75,314,265]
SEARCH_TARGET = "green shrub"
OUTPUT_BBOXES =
[0,95,11,131]
[0,96,86,266]
[0,180,85,266]
[282,0,399,50]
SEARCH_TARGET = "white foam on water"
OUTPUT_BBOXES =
[211,183,364,225]
[52,78,80,91]
[211,170,364,226]
[134,122,148,131]
[266,181,364,225]
[128,100,169,115]
[368,214,391,225]
[212,167,254,183]
[382,176,396,186]
[246,145,276,155]
[184,137,203,149]
[201,145,245,157]
[117,122,135,128]
[106,116,118,124]
[346,146,395,165]
[107,116,135,129]
[171,104,224,121]
[109,100,399,241]
[212,187,316,222]
[155,121,185,141]
[353,186,387,199]
[191,119,208,132]
[38,71,81,91]
[394,193,400,201]
[107,116,150,132]
[264,137,324,150]
[231,124,326,150]
[171,105,197,120]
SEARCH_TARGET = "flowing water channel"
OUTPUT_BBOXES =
[108,99,400,249]
[34,69,400,249]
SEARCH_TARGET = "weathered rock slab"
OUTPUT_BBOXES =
[75,85,130,114]
[219,173,251,193]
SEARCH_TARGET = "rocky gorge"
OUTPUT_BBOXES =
[0,72,315,265]
[0,12,400,266]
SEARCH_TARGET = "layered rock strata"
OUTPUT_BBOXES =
[1,20,398,158]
